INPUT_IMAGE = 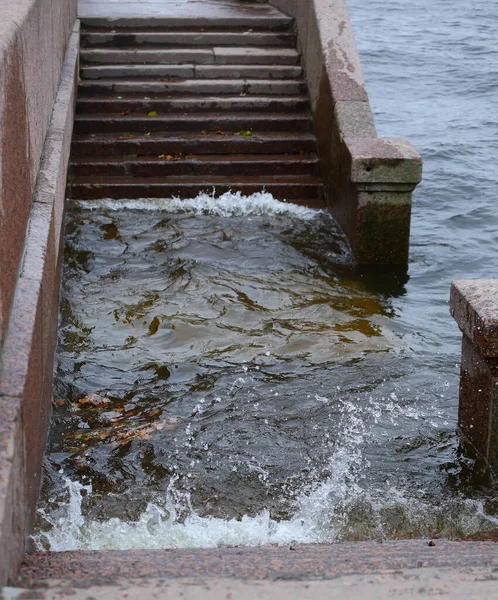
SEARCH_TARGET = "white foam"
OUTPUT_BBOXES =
[34,396,498,551]
[74,191,323,220]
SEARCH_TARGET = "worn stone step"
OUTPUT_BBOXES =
[76,94,310,114]
[73,113,313,134]
[80,47,301,66]
[80,64,303,80]
[68,175,324,204]
[78,78,307,96]
[69,154,320,178]
[80,30,297,48]
[71,132,318,157]
[17,542,498,584]
[79,16,294,31]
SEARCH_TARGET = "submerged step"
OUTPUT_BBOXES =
[73,112,313,134]
[80,47,301,66]
[69,153,320,178]
[68,174,324,204]
[71,131,318,157]
[75,94,311,114]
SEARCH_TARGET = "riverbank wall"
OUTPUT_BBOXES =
[269,0,422,263]
[0,0,78,583]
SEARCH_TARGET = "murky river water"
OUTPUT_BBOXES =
[35,0,498,549]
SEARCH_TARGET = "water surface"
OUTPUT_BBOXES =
[34,0,498,549]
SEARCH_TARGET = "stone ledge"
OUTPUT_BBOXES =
[450,279,498,358]
[0,22,79,587]
[5,568,498,600]
[345,138,423,185]
[269,0,422,264]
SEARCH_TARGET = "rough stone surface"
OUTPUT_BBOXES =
[268,0,422,264]
[79,0,291,28]
[346,137,423,184]
[450,280,498,472]
[17,541,498,583]
[0,398,24,587]
[451,280,498,358]
[5,568,498,599]
[457,335,498,465]
[0,0,77,342]
[355,195,412,264]
[0,20,78,587]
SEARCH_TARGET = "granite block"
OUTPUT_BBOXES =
[451,280,498,358]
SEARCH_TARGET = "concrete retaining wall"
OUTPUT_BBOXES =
[269,0,422,264]
[0,0,78,584]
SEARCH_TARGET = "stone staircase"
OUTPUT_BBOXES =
[69,15,324,206]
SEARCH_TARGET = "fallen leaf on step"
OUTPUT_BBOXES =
[239,130,252,137]
[201,130,208,135]
[147,110,158,117]
[216,129,225,136]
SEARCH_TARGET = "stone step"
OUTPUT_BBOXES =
[79,16,294,31]
[80,64,303,80]
[73,112,313,134]
[78,78,307,96]
[75,94,310,114]
[80,30,297,48]
[80,47,301,66]
[71,131,318,157]
[18,542,498,585]
[68,175,324,204]
[69,154,320,178]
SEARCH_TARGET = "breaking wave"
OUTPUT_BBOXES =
[74,191,323,220]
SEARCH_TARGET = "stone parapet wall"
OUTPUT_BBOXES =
[269,0,422,264]
[0,0,77,343]
[0,1,78,584]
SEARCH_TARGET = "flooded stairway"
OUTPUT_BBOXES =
[69,11,324,205]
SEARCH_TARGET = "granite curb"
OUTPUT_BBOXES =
[0,21,79,586]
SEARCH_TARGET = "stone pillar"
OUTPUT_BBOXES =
[344,138,422,265]
[450,280,498,468]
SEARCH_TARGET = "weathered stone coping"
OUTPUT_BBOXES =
[9,542,498,597]
[4,568,498,599]
[6,569,498,600]
[451,280,498,358]
[0,0,77,346]
[0,21,79,586]
[451,279,498,469]
[269,0,422,264]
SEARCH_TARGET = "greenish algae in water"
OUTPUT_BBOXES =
[34,196,498,551]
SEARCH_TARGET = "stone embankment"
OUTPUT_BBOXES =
[0,0,78,584]
[7,2,486,599]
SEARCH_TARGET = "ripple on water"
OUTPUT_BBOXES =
[33,192,498,550]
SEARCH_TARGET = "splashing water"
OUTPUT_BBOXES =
[35,394,498,551]
[33,191,498,550]
[75,190,324,220]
